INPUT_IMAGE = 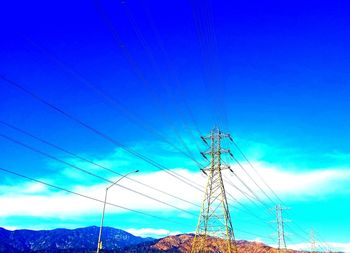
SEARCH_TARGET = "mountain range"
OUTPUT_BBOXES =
[0,226,152,252]
[0,226,339,253]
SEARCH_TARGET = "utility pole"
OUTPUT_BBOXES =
[273,205,289,253]
[191,128,237,253]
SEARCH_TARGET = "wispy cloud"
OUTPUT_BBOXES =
[288,241,350,253]
[125,228,183,238]
[1,163,349,218]
[235,161,350,199]
[0,181,47,195]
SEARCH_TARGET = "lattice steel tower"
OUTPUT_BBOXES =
[310,228,316,253]
[191,128,237,253]
[273,205,288,253]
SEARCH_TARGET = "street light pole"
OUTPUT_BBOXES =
[96,169,139,253]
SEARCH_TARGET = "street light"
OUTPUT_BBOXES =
[96,169,139,253]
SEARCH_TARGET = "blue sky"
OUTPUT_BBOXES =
[1,0,350,251]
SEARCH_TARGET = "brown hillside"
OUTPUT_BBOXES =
[148,234,309,253]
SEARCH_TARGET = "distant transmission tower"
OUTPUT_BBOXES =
[191,128,237,253]
[273,205,289,253]
[310,228,316,253]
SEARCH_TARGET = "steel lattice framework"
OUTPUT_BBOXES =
[310,228,316,253]
[273,205,289,253]
[191,128,237,253]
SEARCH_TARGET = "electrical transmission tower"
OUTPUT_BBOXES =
[310,228,316,253]
[191,128,237,253]
[273,205,289,253]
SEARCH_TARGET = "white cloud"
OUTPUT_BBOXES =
[125,228,182,238]
[0,169,204,217]
[288,241,350,253]
[231,162,350,199]
[0,163,349,218]
[327,242,350,253]
[0,194,98,217]
[253,237,263,243]
[1,226,18,231]
[23,182,48,193]
[0,181,47,195]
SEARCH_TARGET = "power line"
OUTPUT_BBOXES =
[230,141,334,252]
[0,75,204,192]
[232,140,285,205]
[1,120,273,225]
[218,145,279,234]
[0,132,198,217]
[0,167,191,228]
[1,76,332,251]
[0,120,201,209]
[226,145,288,216]
[5,73,282,233]
[14,36,207,173]
[120,1,204,152]
[95,0,203,165]
[0,126,283,243]
[189,0,227,128]
[229,167,270,210]
[224,177,257,204]
[231,155,276,205]
[225,191,276,231]
[220,158,275,220]
[141,2,204,138]
[231,143,334,251]
[230,143,290,224]
[24,5,205,177]
[221,137,315,250]
[229,142,314,248]
[0,165,277,244]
